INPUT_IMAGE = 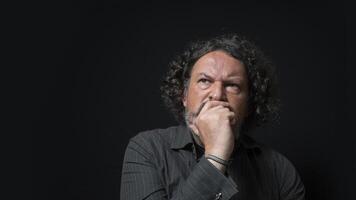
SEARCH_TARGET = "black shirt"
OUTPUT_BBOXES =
[120,125,305,200]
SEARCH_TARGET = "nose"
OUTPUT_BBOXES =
[209,81,227,101]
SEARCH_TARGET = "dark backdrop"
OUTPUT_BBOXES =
[29,1,355,200]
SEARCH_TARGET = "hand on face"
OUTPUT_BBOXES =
[188,99,238,160]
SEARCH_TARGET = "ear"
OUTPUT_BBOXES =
[182,79,190,107]
[182,90,187,107]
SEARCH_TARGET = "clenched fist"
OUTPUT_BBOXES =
[188,100,239,161]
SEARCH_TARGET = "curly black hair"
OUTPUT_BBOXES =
[160,33,280,132]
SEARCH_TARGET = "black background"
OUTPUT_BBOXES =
[26,1,355,200]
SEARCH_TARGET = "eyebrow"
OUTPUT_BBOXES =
[197,73,213,79]
[197,72,244,82]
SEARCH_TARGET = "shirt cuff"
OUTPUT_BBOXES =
[185,156,238,200]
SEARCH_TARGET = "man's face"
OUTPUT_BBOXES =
[183,50,249,130]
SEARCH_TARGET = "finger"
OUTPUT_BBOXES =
[206,100,230,108]
[207,105,232,114]
[211,108,236,125]
[201,106,236,125]
[198,100,230,115]
[226,112,237,125]
[195,100,210,117]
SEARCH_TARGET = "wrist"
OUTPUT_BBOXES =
[206,157,227,173]
[205,154,232,166]
[205,149,232,160]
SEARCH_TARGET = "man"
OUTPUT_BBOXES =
[120,34,305,200]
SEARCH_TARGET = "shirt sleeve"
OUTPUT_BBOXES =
[120,136,238,200]
[275,152,306,200]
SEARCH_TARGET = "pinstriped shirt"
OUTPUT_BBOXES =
[120,125,305,200]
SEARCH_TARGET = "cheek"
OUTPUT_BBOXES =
[186,86,207,108]
[228,96,249,116]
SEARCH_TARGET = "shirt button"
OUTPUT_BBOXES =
[215,192,222,200]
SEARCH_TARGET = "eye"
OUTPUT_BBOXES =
[198,78,211,84]
[197,78,212,89]
[225,83,241,93]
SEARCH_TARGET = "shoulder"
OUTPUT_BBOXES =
[131,125,184,143]
[252,141,305,198]
[242,135,298,172]
[128,125,185,152]
[262,146,296,171]
[257,144,305,198]
[254,143,296,171]
[253,141,303,188]
[250,138,304,190]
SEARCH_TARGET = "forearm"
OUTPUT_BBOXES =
[170,157,237,200]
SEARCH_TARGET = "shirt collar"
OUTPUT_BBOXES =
[170,125,194,150]
[170,125,261,151]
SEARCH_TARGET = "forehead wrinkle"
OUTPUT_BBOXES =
[201,55,226,80]
[207,58,242,81]
[193,51,246,81]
